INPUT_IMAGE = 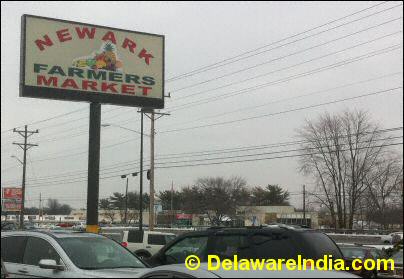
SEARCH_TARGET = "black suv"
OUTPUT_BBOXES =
[147,225,344,267]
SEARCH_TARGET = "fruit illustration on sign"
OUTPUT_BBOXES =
[72,41,123,72]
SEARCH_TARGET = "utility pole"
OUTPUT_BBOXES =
[150,111,155,230]
[303,184,306,226]
[171,181,174,227]
[39,192,42,221]
[143,110,170,231]
[13,125,39,229]
[124,176,129,224]
[139,110,144,231]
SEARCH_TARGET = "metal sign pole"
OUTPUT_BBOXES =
[86,102,101,233]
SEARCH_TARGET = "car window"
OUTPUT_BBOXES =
[1,236,27,264]
[211,234,252,259]
[148,234,166,245]
[299,232,343,259]
[56,236,145,269]
[165,235,176,243]
[128,230,143,243]
[23,237,62,266]
[165,236,208,264]
[251,233,300,260]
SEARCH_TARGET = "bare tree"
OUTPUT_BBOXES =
[99,198,116,223]
[364,154,403,229]
[298,110,396,229]
[186,176,249,226]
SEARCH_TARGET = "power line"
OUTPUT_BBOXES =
[22,141,403,188]
[160,87,403,134]
[168,44,402,112]
[170,18,402,95]
[162,72,403,129]
[8,133,402,186]
[5,127,403,187]
[166,1,394,81]
[4,128,399,185]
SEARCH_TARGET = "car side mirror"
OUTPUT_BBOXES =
[38,259,65,271]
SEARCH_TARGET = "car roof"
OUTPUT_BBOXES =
[176,225,316,238]
[1,230,104,239]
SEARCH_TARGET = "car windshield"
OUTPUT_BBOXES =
[340,247,367,259]
[392,250,403,265]
[56,236,145,270]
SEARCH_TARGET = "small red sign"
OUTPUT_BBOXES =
[176,214,192,220]
[3,201,22,211]
[3,187,22,200]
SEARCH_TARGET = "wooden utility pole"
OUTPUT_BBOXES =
[143,110,170,230]
[13,125,39,229]
[150,111,155,230]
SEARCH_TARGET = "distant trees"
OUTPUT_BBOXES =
[22,199,73,216]
[157,177,291,226]
[45,199,72,215]
[250,185,290,206]
[98,191,150,224]
[298,110,403,229]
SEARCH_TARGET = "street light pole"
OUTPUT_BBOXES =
[123,176,129,225]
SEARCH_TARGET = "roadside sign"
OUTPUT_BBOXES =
[2,201,22,212]
[21,14,164,108]
[2,187,23,200]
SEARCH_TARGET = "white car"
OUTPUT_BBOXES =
[1,230,147,278]
[380,232,403,244]
[121,230,176,259]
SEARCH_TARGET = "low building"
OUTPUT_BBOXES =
[237,206,319,228]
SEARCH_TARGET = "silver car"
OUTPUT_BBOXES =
[138,263,360,278]
[1,230,148,278]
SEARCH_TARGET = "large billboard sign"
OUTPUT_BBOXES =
[2,187,23,200]
[20,15,164,108]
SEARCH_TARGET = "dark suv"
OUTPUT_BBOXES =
[146,225,344,267]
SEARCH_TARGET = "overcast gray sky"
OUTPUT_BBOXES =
[1,1,403,210]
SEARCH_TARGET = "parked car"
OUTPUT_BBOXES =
[1,230,147,277]
[380,232,403,245]
[146,225,345,267]
[72,222,86,231]
[339,244,382,278]
[120,230,176,259]
[378,249,403,278]
[0,222,17,231]
[138,263,359,278]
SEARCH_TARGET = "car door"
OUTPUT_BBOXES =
[209,232,252,260]
[1,236,30,278]
[163,236,209,265]
[21,236,68,278]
